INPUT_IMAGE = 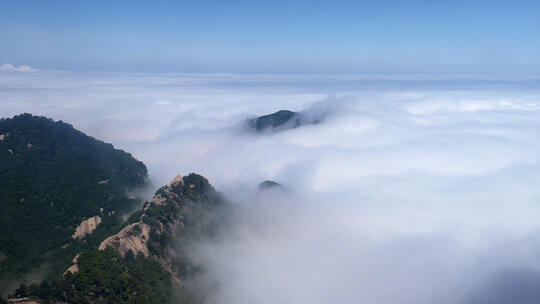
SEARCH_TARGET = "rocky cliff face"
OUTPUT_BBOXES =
[63,253,80,275]
[98,222,151,257]
[72,215,102,239]
[7,298,40,304]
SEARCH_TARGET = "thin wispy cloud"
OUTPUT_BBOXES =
[0,63,37,72]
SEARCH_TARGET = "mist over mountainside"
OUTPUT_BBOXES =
[2,71,540,303]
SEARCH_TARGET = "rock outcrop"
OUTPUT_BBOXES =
[98,222,151,257]
[72,215,102,239]
[64,253,81,275]
[169,175,184,187]
[7,298,40,304]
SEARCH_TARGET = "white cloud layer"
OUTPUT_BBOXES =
[2,71,540,303]
[0,63,37,72]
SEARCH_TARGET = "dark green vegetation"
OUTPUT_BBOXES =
[0,114,147,292]
[13,173,226,304]
[13,249,172,304]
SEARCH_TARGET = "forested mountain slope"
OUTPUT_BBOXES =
[0,114,148,292]
[10,173,226,304]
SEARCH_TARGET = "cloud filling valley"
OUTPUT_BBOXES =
[2,70,540,303]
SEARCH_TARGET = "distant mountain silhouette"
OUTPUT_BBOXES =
[258,180,284,191]
[247,110,319,132]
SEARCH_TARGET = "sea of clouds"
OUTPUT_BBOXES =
[2,69,540,303]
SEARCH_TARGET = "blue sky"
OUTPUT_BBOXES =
[1,0,539,73]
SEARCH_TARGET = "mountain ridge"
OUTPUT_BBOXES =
[0,113,148,295]
[1,114,228,303]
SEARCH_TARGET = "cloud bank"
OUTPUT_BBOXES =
[0,63,37,72]
[2,71,540,303]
